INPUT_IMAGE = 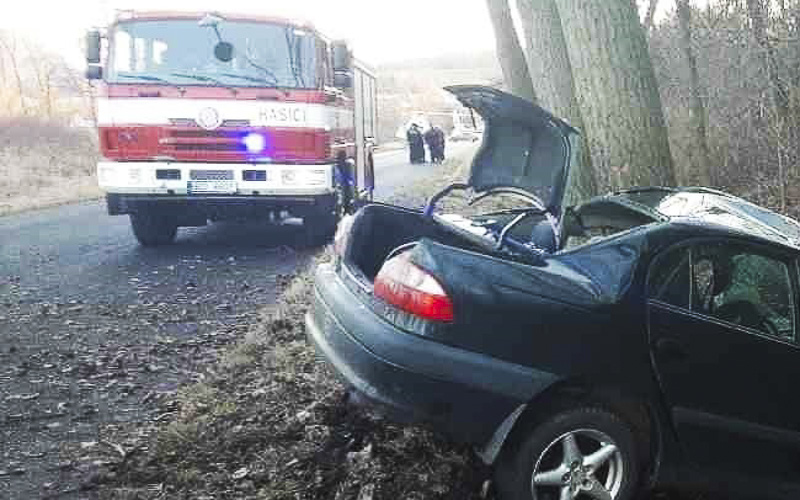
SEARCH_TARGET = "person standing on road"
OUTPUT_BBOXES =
[424,125,438,164]
[432,124,446,163]
[425,124,445,164]
[407,124,425,163]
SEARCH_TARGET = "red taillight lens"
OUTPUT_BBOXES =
[334,214,355,257]
[374,253,454,322]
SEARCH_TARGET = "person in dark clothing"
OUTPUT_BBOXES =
[406,124,425,163]
[424,126,438,164]
[432,125,446,163]
[425,124,446,163]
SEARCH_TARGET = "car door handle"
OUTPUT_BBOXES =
[654,338,687,362]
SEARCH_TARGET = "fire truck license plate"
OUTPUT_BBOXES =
[187,180,237,194]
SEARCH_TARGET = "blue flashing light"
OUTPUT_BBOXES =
[243,133,266,154]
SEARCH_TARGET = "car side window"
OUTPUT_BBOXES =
[692,243,795,341]
[648,246,691,309]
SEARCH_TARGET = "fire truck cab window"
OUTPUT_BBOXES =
[109,19,319,89]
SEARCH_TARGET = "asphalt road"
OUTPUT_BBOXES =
[0,145,462,499]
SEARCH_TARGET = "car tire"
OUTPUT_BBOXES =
[130,213,178,246]
[495,407,642,500]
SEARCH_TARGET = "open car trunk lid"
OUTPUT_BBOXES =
[444,85,582,219]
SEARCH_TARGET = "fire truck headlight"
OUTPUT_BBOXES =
[127,167,142,185]
[281,170,298,184]
[243,133,266,154]
[306,169,328,186]
[98,166,116,185]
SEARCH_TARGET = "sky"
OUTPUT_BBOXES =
[2,0,681,68]
[1,0,497,67]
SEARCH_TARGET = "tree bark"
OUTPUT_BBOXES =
[676,0,712,185]
[553,0,676,190]
[485,0,537,103]
[517,0,596,202]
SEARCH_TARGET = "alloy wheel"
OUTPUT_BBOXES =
[530,428,624,500]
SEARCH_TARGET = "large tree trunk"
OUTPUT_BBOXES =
[517,0,596,202]
[554,0,675,190]
[484,0,537,103]
[676,0,712,185]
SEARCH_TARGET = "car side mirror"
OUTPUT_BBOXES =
[86,65,103,80]
[331,41,351,72]
[333,71,352,89]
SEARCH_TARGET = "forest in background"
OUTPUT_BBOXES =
[1,0,799,215]
[488,0,800,216]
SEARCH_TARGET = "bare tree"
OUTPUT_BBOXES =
[676,0,712,185]
[0,32,27,115]
[517,0,596,201]
[554,0,676,190]
[746,0,790,119]
[644,0,660,31]
[26,41,55,119]
[485,0,537,102]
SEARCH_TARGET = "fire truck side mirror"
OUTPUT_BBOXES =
[86,30,102,64]
[331,41,351,72]
[333,71,352,89]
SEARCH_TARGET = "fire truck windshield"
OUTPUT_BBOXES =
[107,19,318,89]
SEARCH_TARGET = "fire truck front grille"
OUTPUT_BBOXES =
[170,129,229,138]
[168,119,251,128]
[174,143,241,151]
[189,170,234,181]
[166,128,244,152]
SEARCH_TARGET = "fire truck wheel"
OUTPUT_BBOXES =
[129,213,178,246]
[304,211,338,246]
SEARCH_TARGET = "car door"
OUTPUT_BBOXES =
[647,240,800,481]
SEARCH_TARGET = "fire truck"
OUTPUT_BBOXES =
[85,11,377,246]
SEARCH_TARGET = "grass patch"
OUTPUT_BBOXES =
[0,118,100,215]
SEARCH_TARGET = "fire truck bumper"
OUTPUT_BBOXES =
[105,192,337,220]
[97,161,335,197]
[98,161,337,221]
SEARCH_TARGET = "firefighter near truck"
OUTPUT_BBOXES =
[85,11,378,246]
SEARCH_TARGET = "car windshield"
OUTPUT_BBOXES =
[107,19,318,88]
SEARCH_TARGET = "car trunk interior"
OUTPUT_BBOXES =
[345,203,491,282]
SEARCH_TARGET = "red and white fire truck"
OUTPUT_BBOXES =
[85,11,377,246]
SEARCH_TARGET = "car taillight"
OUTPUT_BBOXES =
[334,214,355,257]
[374,253,454,322]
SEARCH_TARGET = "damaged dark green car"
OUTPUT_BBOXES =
[307,85,800,500]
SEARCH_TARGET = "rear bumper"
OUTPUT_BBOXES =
[307,263,550,452]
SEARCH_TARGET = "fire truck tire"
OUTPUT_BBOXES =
[304,210,338,246]
[129,213,178,246]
